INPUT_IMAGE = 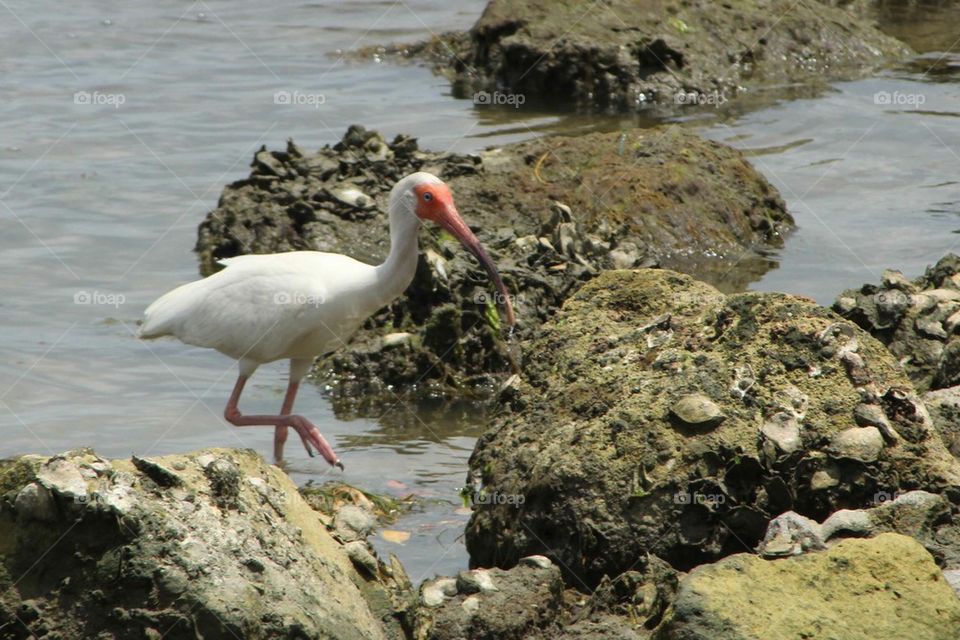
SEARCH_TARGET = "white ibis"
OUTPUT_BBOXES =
[140,171,515,467]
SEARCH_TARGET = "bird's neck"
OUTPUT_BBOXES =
[373,213,420,307]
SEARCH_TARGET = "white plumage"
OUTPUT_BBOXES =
[140,172,515,466]
[142,252,385,370]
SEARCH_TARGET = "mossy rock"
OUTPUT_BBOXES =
[195,125,791,403]
[653,533,960,639]
[387,0,909,111]
[465,269,960,586]
[0,448,408,639]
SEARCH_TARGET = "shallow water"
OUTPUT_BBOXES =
[1,0,959,582]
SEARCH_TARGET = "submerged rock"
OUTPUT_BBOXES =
[196,126,791,403]
[377,0,909,111]
[0,449,410,639]
[655,533,960,640]
[465,269,960,586]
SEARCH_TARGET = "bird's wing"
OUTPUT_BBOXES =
[141,252,376,362]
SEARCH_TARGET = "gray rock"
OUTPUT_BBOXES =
[519,555,553,570]
[422,577,458,607]
[460,595,481,614]
[778,490,952,551]
[761,412,802,454]
[456,569,498,594]
[882,269,916,292]
[757,511,825,558]
[944,309,960,335]
[810,466,841,491]
[853,403,899,443]
[830,426,884,462]
[0,449,402,639]
[36,457,88,501]
[670,393,725,429]
[131,455,183,488]
[344,540,379,576]
[918,317,949,339]
[328,185,374,210]
[334,504,376,542]
[943,569,960,597]
[413,562,563,639]
[819,508,874,539]
[381,332,414,348]
[14,482,57,522]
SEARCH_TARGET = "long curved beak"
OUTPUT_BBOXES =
[438,206,516,327]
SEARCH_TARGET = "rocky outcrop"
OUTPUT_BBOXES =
[924,385,960,460]
[375,0,909,111]
[0,449,411,639]
[833,254,960,392]
[655,533,960,640]
[412,554,675,640]
[196,126,791,403]
[757,489,960,567]
[465,269,960,586]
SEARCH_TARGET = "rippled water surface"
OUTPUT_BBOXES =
[1,0,959,581]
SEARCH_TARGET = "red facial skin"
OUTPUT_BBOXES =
[413,182,516,327]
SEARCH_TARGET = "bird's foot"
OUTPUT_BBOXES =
[289,415,342,469]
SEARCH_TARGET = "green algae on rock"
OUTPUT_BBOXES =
[654,533,960,640]
[375,0,910,111]
[0,448,410,640]
[465,269,960,586]
[195,125,791,402]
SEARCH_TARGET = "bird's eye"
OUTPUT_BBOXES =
[422,192,432,202]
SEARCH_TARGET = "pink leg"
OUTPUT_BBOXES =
[275,380,299,462]
[224,375,342,469]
